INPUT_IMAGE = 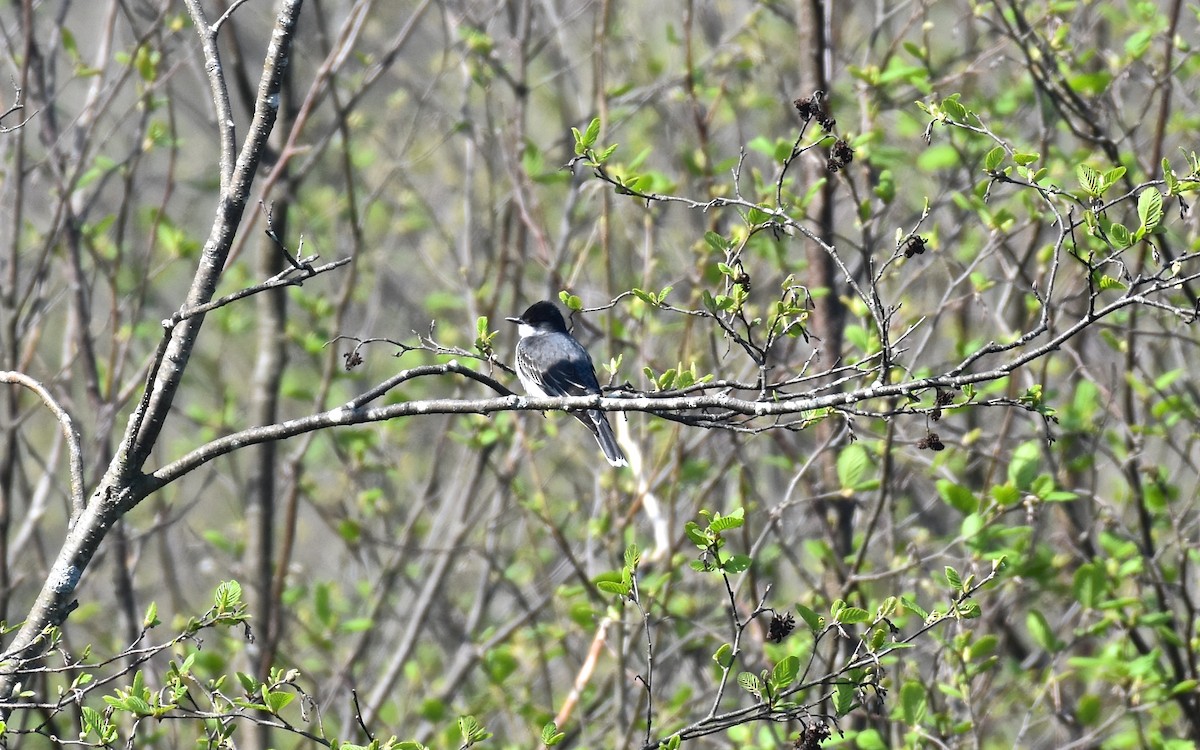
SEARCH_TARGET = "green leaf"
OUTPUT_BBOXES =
[261,687,295,714]
[61,27,79,59]
[458,715,492,745]
[594,571,629,597]
[984,146,1005,171]
[1007,440,1041,491]
[632,288,656,305]
[595,142,619,163]
[1012,151,1039,166]
[708,507,744,533]
[583,118,601,148]
[1076,693,1101,726]
[1153,368,1183,390]
[1163,158,1179,195]
[1026,609,1061,652]
[656,368,676,390]
[134,44,159,82]
[940,95,967,121]
[835,606,870,624]
[721,554,752,573]
[900,680,927,725]
[836,443,871,490]
[1108,222,1131,247]
[1137,188,1163,236]
[704,231,730,252]
[237,671,259,694]
[747,207,772,225]
[595,580,629,596]
[991,482,1021,506]
[484,648,518,684]
[1073,563,1106,609]
[541,721,566,746]
[1126,27,1153,57]
[957,600,981,619]
[945,566,962,591]
[868,624,887,651]
[626,174,653,194]
[901,596,929,619]
[834,681,855,716]
[1076,164,1102,196]
[684,522,710,548]
[80,706,105,739]
[214,580,243,613]
[917,142,960,170]
[1171,679,1199,697]
[795,603,824,633]
[737,671,763,700]
[143,601,159,628]
[873,169,895,203]
[107,694,153,717]
[770,656,800,691]
[936,480,978,513]
[624,543,640,571]
[713,643,734,669]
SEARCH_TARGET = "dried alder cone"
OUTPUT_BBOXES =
[903,234,929,258]
[794,721,831,750]
[827,138,854,172]
[793,90,836,132]
[767,611,796,643]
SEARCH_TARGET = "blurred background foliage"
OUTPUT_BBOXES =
[2,0,1199,748]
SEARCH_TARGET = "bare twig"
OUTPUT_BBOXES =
[0,372,85,525]
[0,81,34,133]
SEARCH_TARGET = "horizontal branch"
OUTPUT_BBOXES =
[133,360,1032,495]
[145,274,1196,495]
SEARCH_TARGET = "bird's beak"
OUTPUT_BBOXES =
[505,316,522,324]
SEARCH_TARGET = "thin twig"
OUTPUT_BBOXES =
[0,372,85,524]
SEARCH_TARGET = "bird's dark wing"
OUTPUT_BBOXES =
[518,333,603,398]
[515,332,627,466]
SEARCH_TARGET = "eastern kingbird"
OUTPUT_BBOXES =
[507,301,628,467]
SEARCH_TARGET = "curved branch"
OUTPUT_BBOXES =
[348,360,515,410]
[0,372,84,523]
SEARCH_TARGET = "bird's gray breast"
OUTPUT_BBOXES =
[516,333,600,398]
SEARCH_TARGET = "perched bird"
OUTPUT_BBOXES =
[507,301,627,467]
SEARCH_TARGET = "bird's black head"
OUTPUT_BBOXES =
[507,300,569,333]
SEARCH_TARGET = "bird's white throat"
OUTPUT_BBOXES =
[516,322,539,339]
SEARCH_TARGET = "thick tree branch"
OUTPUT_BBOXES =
[125,0,303,473]
[0,0,305,714]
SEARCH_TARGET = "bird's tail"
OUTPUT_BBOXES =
[586,410,628,467]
